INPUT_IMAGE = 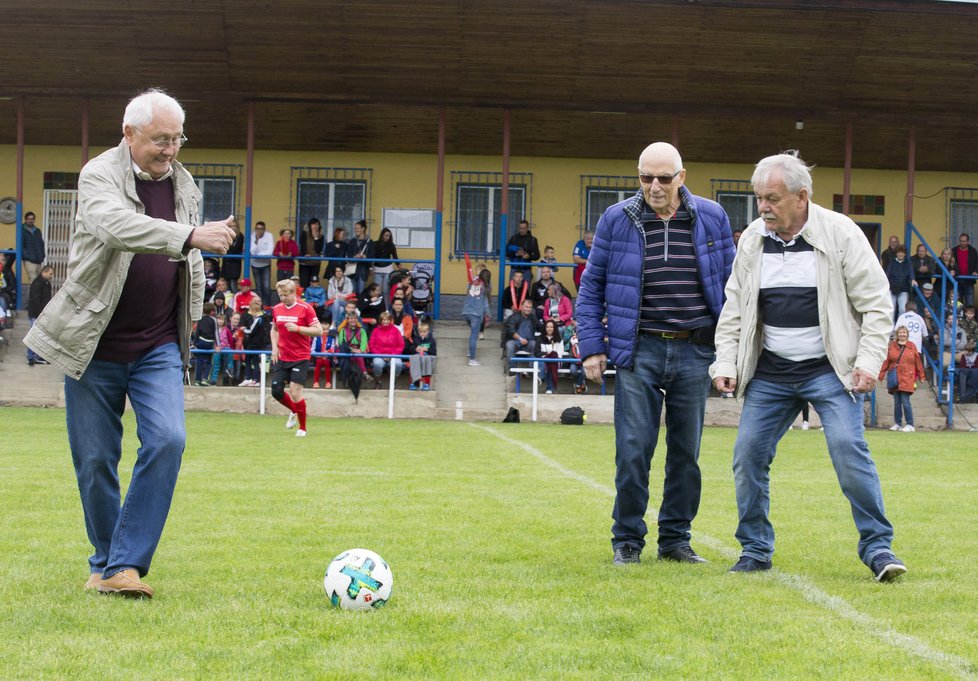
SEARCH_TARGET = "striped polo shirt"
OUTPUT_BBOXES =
[753,230,833,383]
[639,205,711,332]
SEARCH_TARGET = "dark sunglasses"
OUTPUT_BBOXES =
[639,171,682,185]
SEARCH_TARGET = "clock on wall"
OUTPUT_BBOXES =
[0,197,16,224]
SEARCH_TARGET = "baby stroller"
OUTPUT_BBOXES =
[409,262,435,314]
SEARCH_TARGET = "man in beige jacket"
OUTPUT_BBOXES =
[25,89,235,598]
[710,151,907,583]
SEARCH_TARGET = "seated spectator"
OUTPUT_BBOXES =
[210,276,231,304]
[537,245,558,280]
[959,341,978,402]
[312,328,339,389]
[944,312,968,352]
[368,311,406,387]
[536,319,564,395]
[358,282,386,336]
[531,266,558,306]
[409,319,437,391]
[337,312,369,380]
[389,274,413,308]
[233,278,256,315]
[335,299,361,335]
[303,274,328,322]
[562,320,587,394]
[239,296,270,387]
[326,266,355,327]
[210,312,235,386]
[538,282,573,328]
[390,296,414,342]
[212,291,231,323]
[273,228,299,282]
[961,306,978,345]
[502,270,530,320]
[193,303,218,386]
[503,298,541,371]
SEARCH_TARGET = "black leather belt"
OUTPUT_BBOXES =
[641,330,692,340]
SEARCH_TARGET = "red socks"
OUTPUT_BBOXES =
[296,399,307,430]
[278,392,296,411]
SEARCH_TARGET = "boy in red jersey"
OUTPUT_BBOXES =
[270,278,323,437]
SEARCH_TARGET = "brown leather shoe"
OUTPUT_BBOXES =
[96,569,154,599]
[84,573,103,590]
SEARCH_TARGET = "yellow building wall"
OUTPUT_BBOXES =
[2,144,976,296]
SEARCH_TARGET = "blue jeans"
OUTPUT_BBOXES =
[733,373,894,566]
[612,334,713,553]
[27,317,38,361]
[463,313,481,359]
[251,265,271,305]
[193,339,213,382]
[893,391,913,426]
[64,342,186,578]
[372,357,403,378]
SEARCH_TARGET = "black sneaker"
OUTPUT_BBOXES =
[729,556,772,573]
[658,545,708,564]
[612,545,641,565]
[870,552,907,583]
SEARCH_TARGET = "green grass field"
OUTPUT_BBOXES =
[1,407,976,680]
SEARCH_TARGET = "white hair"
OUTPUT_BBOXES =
[752,150,814,197]
[122,88,185,133]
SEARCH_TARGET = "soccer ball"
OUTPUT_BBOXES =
[323,548,393,610]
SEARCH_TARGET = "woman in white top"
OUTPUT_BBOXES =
[326,265,355,328]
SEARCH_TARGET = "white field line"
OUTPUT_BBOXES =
[471,422,978,681]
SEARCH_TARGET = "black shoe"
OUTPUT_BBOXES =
[658,545,708,564]
[870,552,907,583]
[612,545,641,565]
[35,357,49,365]
[729,556,772,573]
[28,358,35,366]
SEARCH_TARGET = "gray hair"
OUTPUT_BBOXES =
[122,88,185,133]
[752,150,814,197]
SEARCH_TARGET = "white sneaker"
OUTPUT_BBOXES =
[468,359,481,366]
[479,332,485,340]
[545,389,553,395]
[295,429,307,438]
[889,424,901,431]
[902,424,915,432]
[286,413,298,430]
[801,421,810,431]
[238,379,252,387]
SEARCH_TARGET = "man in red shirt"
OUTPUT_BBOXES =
[270,278,322,437]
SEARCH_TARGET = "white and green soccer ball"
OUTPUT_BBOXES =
[324,548,393,611]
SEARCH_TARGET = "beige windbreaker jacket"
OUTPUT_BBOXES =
[709,201,892,397]
[24,140,204,379]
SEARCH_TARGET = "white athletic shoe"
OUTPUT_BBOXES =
[286,413,298,430]
[468,359,481,366]
[902,424,915,432]
[889,424,901,431]
[295,429,307,438]
[801,421,810,431]
[545,389,553,395]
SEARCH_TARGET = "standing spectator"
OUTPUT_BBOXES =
[572,230,594,290]
[229,311,244,384]
[298,217,324,288]
[732,228,744,247]
[270,278,322,438]
[954,233,978,307]
[311,328,338,389]
[562,321,587,395]
[368,311,406,388]
[326,265,355,328]
[462,270,490,366]
[957,340,978,402]
[210,276,231,305]
[911,243,937,288]
[711,151,906,582]
[885,245,914,322]
[21,211,45,284]
[477,264,492,340]
[211,290,231,324]
[502,270,530,319]
[202,259,219,300]
[409,319,437,391]
[232,278,256,315]
[536,318,564,395]
[23,88,235,598]
[192,303,218,386]
[372,228,400,306]
[239,296,269,386]
[878,326,925,432]
[578,141,733,567]
[249,221,274,305]
[503,299,541,371]
[0,254,16,321]
[221,219,244,294]
[26,264,54,365]
[506,219,540,277]
[348,219,374,295]
[322,227,350,285]
[537,245,559,279]
[880,235,900,272]
[894,300,928,357]
[209,313,234,386]
[272,228,299,283]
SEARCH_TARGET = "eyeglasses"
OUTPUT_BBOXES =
[639,171,682,185]
[133,126,188,149]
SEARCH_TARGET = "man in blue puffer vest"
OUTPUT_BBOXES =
[576,142,734,566]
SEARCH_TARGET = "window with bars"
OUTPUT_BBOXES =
[451,172,530,257]
[580,176,637,232]
[291,168,371,238]
[712,179,756,230]
[949,196,978,244]
[195,177,236,222]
